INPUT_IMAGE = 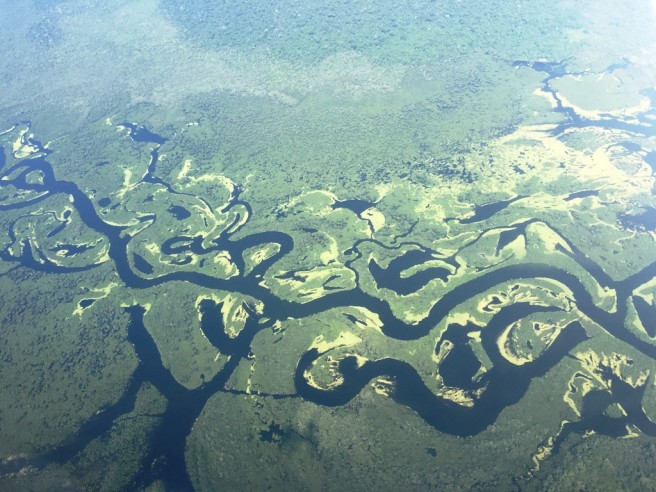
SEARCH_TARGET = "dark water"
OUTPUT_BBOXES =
[436,322,483,391]
[645,152,656,171]
[633,296,656,338]
[512,60,656,139]
[368,248,452,295]
[78,298,96,309]
[495,227,524,254]
[459,196,523,224]
[565,190,599,201]
[332,198,376,216]
[3,115,656,490]
[133,252,155,274]
[620,207,656,232]
[119,122,167,145]
[168,205,192,220]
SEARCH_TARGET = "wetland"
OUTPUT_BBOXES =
[2,1,656,490]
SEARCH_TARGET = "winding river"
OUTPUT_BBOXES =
[2,56,656,488]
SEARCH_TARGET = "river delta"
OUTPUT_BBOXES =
[2,1,656,491]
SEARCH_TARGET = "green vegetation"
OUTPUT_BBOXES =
[1,0,656,490]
